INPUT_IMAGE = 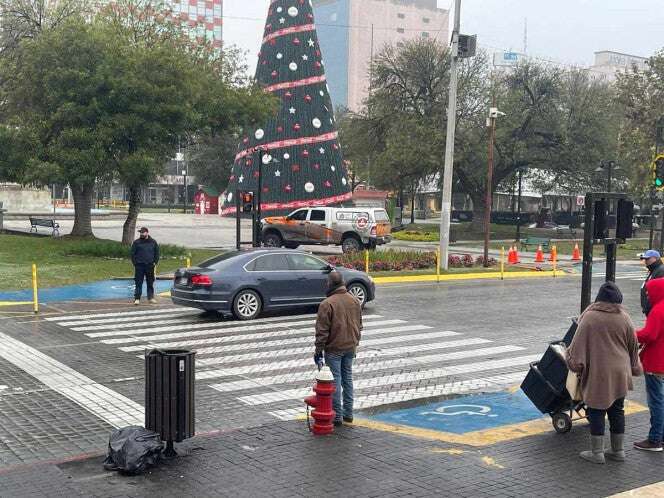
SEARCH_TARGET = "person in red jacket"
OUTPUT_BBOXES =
[635,277,664,452]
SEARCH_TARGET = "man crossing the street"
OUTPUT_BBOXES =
[314,271,363,426]
[131,227,160,305]
[641,249,664,315]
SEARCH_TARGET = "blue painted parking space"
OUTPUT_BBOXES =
[369,390,543,434]
[0,280,172,303]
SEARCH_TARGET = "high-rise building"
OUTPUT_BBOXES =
[312,0,449,112]
[590,50,648,82]
[164,0,223,49]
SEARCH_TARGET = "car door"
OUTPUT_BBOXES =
[282,209,309,242]
[245,253,298,307]
[285,253,330,304]
[305,209,330,243]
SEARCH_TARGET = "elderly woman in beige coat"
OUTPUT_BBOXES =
[568,281,642,464]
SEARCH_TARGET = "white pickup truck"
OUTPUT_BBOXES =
[261,206,392,253]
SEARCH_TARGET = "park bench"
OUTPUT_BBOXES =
[555,225,577,238]
[521,237,550,252]
[29,217,60,236]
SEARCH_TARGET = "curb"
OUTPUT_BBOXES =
[373,270,567,284]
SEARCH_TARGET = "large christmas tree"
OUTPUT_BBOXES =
[220,0,352,215]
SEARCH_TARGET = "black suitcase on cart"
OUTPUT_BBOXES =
[521,320,586,433]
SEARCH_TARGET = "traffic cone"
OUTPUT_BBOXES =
[549,245,557,262]
[572,243,581,261]
[535,245,544,263]
[513,245,521,264]
[508,246,516,264]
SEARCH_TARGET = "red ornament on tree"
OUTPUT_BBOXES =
[292,164,301,172]
[263,187,269,193]
[245,159,253,166]
[284,184,292,192]
[293,123,301,132]
[324,180,332,187]
[277,125,284,133]
[271,70,278,78]
[314,61,322,69]
[269,39,276,46]
[242,137,249,144]
[254,171,260,178]
[284,91,292,99]
[304,94,312,103]
[293,37,301,45]
[302,149,309,158]
[313,163,320,170]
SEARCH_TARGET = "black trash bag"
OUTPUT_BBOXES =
[103,426,163,474]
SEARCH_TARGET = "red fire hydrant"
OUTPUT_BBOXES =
[304,366,336,435]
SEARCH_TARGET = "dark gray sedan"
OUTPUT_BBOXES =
[171,249,375,320]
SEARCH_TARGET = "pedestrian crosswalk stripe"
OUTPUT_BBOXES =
[131,325,436,354]
[46,307,201,322]
[59,312,201,328]
[208,345,526,391]
[174,324,436,356]
[196,337,492,369]
[236,355,538,406]
[118,320,415,352]
[194,330,457,358]
[72,311,327,333]
[269,371,526,421]
[93,314,384,341]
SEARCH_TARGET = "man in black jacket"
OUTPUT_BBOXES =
[131,227,160,305]
[641,250,664,315]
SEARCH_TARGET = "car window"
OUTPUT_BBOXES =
[309,210,326,221]
[200,251,242,269]
[374,209,390,222]
[248,254,289,271]
[290,209,308,221]
[287,254,329,271]
[336,211,369,221]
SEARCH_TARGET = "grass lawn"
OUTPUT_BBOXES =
[0,234,218,291]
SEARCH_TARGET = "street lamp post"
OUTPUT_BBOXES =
[483,106,504,267]
[515,168,524,242]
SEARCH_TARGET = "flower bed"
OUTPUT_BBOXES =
[392,230,439,242]
[325,250,497,272]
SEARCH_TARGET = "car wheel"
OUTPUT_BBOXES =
[342,236,362,253]
[347,282,368,308]
[284,242,300,249]
[263,232,283,248]
[233,290,262,320]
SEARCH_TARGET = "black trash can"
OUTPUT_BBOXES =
[145,349,195,455]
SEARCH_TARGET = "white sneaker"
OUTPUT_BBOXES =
[134,299,140,306]
[148,298,157,304]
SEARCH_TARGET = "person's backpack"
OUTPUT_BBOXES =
[103,426,163,474]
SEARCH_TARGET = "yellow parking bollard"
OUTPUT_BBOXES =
[500,247,505,280]
[32,263,39,314]
[436,249,441,283]
[186,257,191,268]
[365,249,369,274]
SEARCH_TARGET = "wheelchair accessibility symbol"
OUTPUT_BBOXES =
[420,404,498,418]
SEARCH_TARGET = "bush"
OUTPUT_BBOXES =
[393,230,439,242]
[326,249,437,272]
[63,239,188,259]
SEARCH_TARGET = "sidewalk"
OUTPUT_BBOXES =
[1,412,663,498]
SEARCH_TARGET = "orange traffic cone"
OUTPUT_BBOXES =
[507,246,515,264]
[535,245,544,263]
[549,245,558,262]
[513,245,521,264]
[572,243,581,261]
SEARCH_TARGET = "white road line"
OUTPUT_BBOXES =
[194,329,456,357]
[60,313,202,328]
[0,331,143,427]
[237,355,538,406]
[269,371,526,420]
[128,320,433,354]
[209,345,526,392]
[194,331,462,366]
[73,311,328,332]
[92,314,384,340]
[45,307,198,322]
[159,322,412,355]
[196,337,491,370]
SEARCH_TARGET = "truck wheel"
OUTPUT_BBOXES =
[263,232,283,248]
[342,236,362,253]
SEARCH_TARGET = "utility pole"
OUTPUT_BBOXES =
[439,0,462,270]
[515,168,524,241]
[483,99,497,267]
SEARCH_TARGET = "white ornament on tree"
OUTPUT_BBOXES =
[319,90,325,97]
[319,147,325,154]
[307,38,315,47]
[283,153,290,160]
[305,182,315,193]
[331,165,336,171]
[288,6,298,17]
[289,62,298,71]
[276,52,283,59]
[275,170,281,177]
[262,154,272,165]
[312,118,322,129]
[238,175,244,183]
[227,192,233,202]
[279,17,285,24]
[276,6,282,12]
[289,107,296,114]
[255,129,264,139]
[342,177,347,186]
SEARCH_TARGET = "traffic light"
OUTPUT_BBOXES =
[616,199,634,240]
[458,34,477,59]
[241,192,254,213]
[655,155,664,190]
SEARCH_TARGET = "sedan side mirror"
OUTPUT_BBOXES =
[324,264,334,273]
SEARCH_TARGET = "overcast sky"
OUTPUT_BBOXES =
[223,0,664,72]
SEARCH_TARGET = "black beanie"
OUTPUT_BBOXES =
[595,281,623,304]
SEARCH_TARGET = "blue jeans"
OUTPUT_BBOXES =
[646,374,664,443]
[325,351,354,422]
